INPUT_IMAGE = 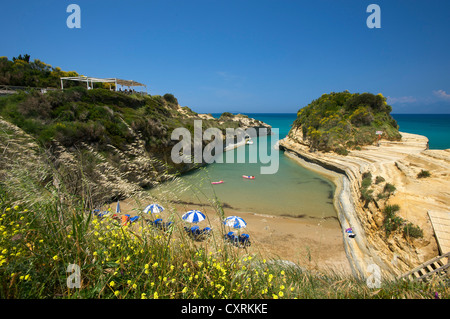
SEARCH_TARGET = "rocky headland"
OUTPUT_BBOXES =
[280,127,450,280]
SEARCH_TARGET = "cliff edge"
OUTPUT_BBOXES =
[280,128,449,280]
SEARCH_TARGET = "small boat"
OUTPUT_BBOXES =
[242,175,255,179]
[211,180,224,184]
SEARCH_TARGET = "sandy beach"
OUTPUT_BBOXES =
[106,194,353,276]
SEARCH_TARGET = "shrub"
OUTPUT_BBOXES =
[362,171,372,180]
[384,215,405,237]
[417,170,431,178]
[376,193,388,200]
[220,112,234,119]
[360,187,374,205]
[361,177,372,189]
[383,204,403,237]
[403,223,423,239]
[163,93,178,105]
[375,176,385,184]
[335,147,349,156]
[383,183,396,194]
[383,204,400,218]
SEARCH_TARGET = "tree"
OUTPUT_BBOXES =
[12,54,31,63]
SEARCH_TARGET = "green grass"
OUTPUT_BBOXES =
[0,196,446,299]
[0,155,446,299]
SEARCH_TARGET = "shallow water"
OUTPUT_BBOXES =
[149,112,450,218]
[149,114,337,219]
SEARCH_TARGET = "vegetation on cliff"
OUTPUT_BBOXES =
[0,55,80,88]
[0,56,267,205]
[291,91,401,154]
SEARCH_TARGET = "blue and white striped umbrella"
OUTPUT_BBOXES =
[223,216,247,229]
[182,210,206,223]
[143,203,164,214]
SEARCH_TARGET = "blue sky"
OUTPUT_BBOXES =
[1,0,450,113]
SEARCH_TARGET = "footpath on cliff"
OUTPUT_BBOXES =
[279,128,450,280]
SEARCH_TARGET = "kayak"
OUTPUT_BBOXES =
[211,180,224,184]
[242,175,255,179]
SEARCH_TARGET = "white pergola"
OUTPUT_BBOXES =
[60,76,147,93]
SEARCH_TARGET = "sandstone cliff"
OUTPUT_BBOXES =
[0,89,271,207]
[280,126,449,280]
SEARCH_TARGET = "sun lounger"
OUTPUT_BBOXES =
[239,233,251,247]
[147,218,173,231]
[92,210,110,218]
[191,225,201,237]
[224,231,239,245]
[201,227,212,236]
[153,218,163,227]
[185,225,211,240]
[91,209,100,216]
[223,232,250,247]
[129,216,139,223]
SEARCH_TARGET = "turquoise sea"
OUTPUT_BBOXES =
[150,113,449,218]
[391,114,450,150]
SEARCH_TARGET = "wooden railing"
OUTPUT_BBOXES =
[399,252,450,281]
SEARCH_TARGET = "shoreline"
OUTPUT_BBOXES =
[108,187,353,275]
[279,130,449,280]
[282,149,373,279]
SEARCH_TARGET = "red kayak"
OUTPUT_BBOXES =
[242,175,255,179]
[211,180,224,184]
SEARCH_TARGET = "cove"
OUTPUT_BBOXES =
[149,113,337,220]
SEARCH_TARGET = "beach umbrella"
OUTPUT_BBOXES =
[182,210,206,223]
[143,203,164,214]
[223,216,247,229]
